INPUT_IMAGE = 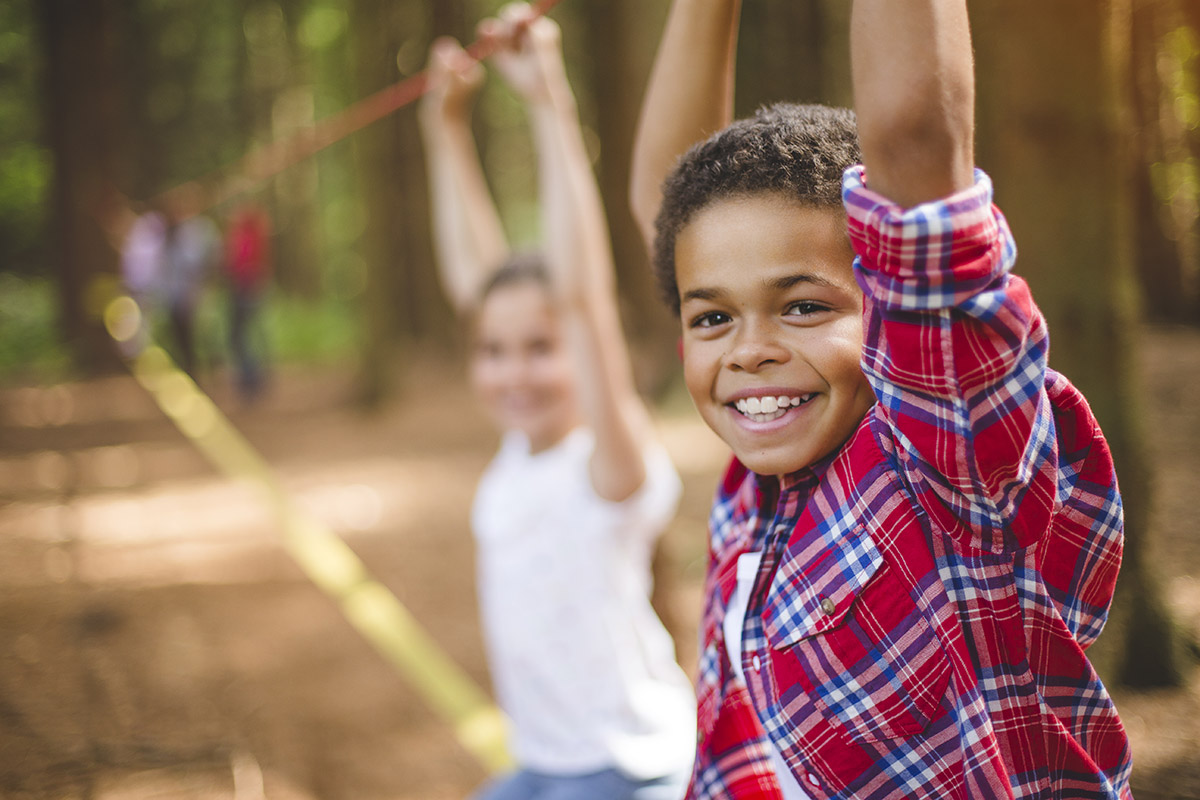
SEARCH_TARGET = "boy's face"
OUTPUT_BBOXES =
[675,193,874,476]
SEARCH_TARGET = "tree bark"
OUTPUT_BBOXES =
[1132,0,1200,323]
[350,0,456,408]
[973,0,1183,687]
[736,0,826,112]
[36,0,127,374]
[246,0,322,301]
[572,0,680,396]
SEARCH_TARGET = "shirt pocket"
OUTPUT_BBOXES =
[763,524,951,743]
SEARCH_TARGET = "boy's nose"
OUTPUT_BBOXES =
[726,324,789,372]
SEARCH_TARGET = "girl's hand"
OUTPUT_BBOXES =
[419,37,485,127]
[477,3,569,108]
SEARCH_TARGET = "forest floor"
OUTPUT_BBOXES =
[1,323,1198,800]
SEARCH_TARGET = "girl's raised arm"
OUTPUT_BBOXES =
[418,38,509,315]
[482,4,652,502]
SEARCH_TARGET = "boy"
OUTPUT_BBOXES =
[630,0,1133,798]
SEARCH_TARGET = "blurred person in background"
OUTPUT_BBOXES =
[224,201,272,401]
[118,201,167,357]
[161,190,219,379]
[417,4,695,799]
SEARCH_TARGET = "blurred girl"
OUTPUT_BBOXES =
[417,5,695,800]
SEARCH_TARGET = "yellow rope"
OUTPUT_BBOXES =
[104,290,513,774]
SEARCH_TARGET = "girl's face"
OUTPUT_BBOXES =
[470,280,580,452]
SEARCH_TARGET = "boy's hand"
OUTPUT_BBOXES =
[419,37,484,127]
[477,3,569,109]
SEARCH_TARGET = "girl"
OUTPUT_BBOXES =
[417,6,695,799]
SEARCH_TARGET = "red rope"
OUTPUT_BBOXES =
[155,0,565,217]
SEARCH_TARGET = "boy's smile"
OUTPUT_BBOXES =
[675,193,875,476]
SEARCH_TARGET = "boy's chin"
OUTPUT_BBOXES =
[731,447,814,478]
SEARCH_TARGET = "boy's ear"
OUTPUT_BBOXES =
[677,336,684,363]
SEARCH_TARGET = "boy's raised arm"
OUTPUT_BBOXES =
[418,38,509,315]
[850,0,975,207]
[629,0,741,251]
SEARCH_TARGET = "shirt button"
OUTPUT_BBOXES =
[806,772,821,789]
[751,655,761,672]
[819,596,836,615]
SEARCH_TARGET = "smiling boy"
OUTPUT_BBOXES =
[630,0,1133,798]
[674,191,872,478]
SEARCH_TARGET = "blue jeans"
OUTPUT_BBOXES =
[472,766,687,800]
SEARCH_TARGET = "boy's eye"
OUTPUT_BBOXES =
[785,300,829,317]
[688,310,731,329]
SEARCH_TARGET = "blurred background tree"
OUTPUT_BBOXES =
[32,0,125,374]
[3,0,1198,686]
[973,0,1186,688]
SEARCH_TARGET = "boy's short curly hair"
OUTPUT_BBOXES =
[653,102,860,314]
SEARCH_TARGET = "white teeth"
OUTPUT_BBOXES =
[733,393,812,422]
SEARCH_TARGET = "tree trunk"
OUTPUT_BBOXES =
[350,0,455,408]
[1178,0,1200,322]
[570,0,679,396]
[36,0,127,374]
[1133,0,1200,322]
[259,0,322,300]
[117,0,163,200]
[736,0,826,112]
[973,0,1183,687]
[349,0,403,408]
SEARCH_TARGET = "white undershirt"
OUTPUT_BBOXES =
[724,551,813,800]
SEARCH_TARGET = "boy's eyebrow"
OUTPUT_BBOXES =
[680,272,842,304]
[680,286,723,303]
[772,273,840,291]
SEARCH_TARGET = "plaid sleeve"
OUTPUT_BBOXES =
[843,167,1058,553]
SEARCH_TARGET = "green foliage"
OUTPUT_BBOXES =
[0,274,71,381]
[0,274,361,384]
[1165,26,1199,130]
[179,289,362,371]
[477,60,541,246]
[186,289,361,370]
[299,3,349,51]
[1152,26,1200,211]
[262,292,361,364]
[0,0,50,273]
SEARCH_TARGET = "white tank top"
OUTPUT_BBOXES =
[472,428,696,780]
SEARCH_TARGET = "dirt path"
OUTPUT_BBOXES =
[0,326,1198,799]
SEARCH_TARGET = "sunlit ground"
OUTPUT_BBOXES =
[1,328,1199,798]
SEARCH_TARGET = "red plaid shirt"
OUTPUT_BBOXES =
[687,169,1132,800]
